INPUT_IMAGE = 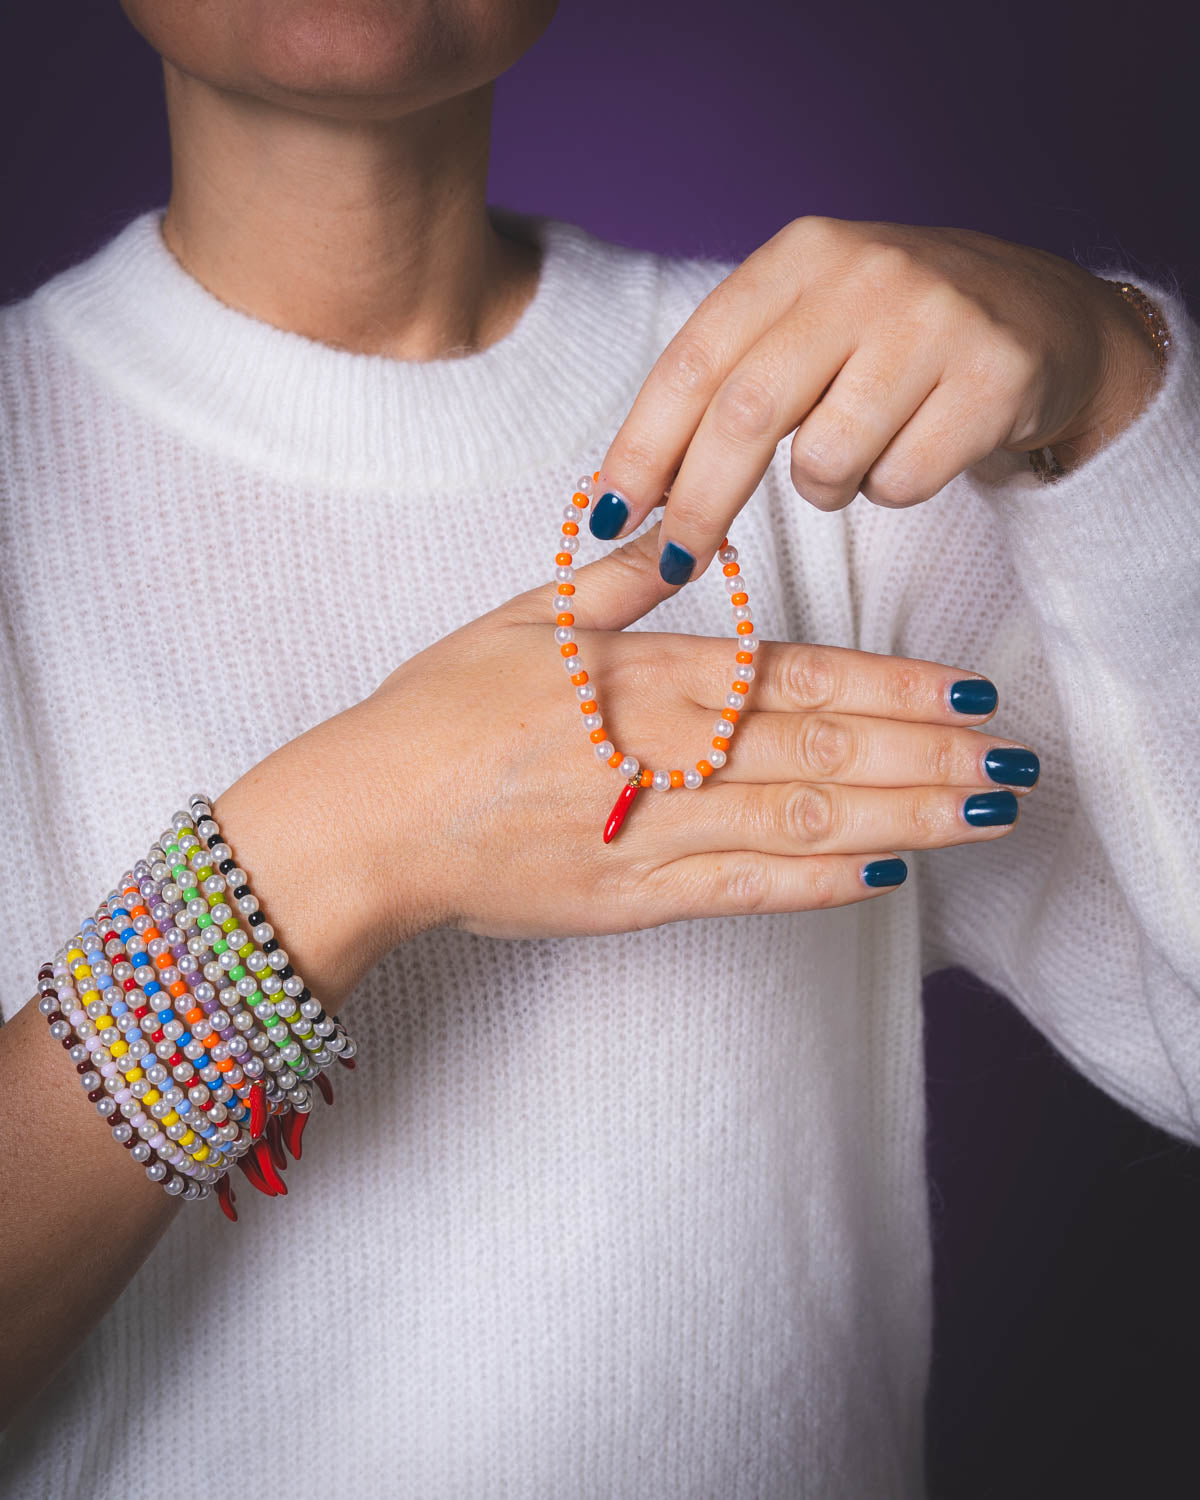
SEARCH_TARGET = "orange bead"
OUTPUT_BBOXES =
[560,642,578,657]
[722,562,741,577]
[722,708,740,722]
[593,470,600,482]
[562,520,579,535]
[608,750,624,768]
[154,951,172,969]
[720,536,729,548]
[216,1057,234,1073]
[639,769,654,787]
[572,493,590,508]
[203,1032,220,1049]
[732,681,749,694]
[555,552,574,567]
[580,700,597,713]
[571,670,589,685]
[557,583,575,595]
[130,905,148,919]
[736,621,754,634]
[712,736,730,751]
[169,980,188,999]
[590,728,608,744]
[669,770,685,788]
[736,650,754,664]
[185,1007,204,1025]
[556,612,574,626]
[730,591,748,606]
[143,927,160,942]
[697,760,714,777]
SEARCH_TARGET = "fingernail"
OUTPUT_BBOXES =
[983,747,1040,787]
[963,790,1018,826]
[659,540,695,585]
[949,677,998,715]
[862,857,908,888]
[590,490,629,540]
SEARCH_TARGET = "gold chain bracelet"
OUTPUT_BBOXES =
[1028,277,1172,482]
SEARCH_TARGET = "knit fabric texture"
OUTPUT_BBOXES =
[1,207,1197,1499]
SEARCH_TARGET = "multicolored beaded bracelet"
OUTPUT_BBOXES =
[37,796,359,1219]
[554,472,759,842]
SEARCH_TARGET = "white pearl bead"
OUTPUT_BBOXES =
[709,748,727,768]
[619,756,640,778]
[564,654,586,674]
[725,575,744,593]
[726,693,745,709]
[718,545,738,564]
[555,566,575,583]
[583,713,603,731]
[733,605,752,622]
[554,627,575,644]
[713,719,734,738]
[577,475,596,496]
[736,664,756,682]
[684,769,703,789]
[575,684,593,701]
[652,770,671,790]
[563,503,581,521]
[559,534,580,554]
[594,740,615,760]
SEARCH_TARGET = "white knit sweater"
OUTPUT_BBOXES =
[1,208,1197,1500]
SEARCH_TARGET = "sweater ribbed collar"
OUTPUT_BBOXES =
[35,206,664,494]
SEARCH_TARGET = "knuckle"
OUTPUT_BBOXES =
[723,856,773,915]
[804,861,839,910]
[796,713,852,779]
[779,648,837,711]
[924,731,955,783]
[607,429,663,483]
[711,371,779,443]
[864,463,932,509]
[662,334,720,402]
[781,783,835,845]
[906,788,944,842]
[862,240,918,289]
[790,433,858,492]
[661,487,709,536]
[887,664,928,717]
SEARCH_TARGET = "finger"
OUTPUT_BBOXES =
[787,335,944,512]
[637,848,911,924]
[590,237,830,536]
[503,510,676,632]
[644,777,1021,860]
[725,708,1040,793]
[858,373,1020,508]
[633,307,857,586]
[675,637,1002,724]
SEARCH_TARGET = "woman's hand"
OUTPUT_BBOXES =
[214,523,1039,1006]
[589,216,1165,584]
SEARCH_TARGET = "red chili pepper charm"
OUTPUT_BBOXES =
[215,1173,238,1222]
[248,1080,267,1138]
[253,1137,288,1195]
[603,778,641,843]
[282,1108,309,1161]
[266,1113,288,1173]
[315,1072,335,1107]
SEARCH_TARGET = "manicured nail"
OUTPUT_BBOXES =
[590,490,629,540]
[861,857,908,888]
[963,790,1018,826]
[949,677,998,715]
[983,747,1040,787]
[659,540,695,585]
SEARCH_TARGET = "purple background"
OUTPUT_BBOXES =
[3,2,1197,1492]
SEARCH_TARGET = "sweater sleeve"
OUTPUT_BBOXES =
[892,269,1200,1144]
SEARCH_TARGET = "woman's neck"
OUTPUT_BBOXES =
[160,63,540,359]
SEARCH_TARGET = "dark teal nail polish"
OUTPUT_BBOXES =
[590,491,629,540]
[949,678,998,715]
[963,790,1018,826]
[983,748,1040,787]
[659,541,695,585]
[862,857,908,888]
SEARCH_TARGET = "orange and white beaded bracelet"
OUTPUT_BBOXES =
[553,471,759,843]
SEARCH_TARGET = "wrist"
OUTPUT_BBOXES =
[212,703,410,1011]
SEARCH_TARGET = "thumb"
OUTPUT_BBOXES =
[504,519,679,632]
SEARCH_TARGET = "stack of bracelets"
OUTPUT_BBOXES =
[33,793,357,1222]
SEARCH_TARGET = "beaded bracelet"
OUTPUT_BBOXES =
[1029,277,1172,482]
[36,796,358,1219]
